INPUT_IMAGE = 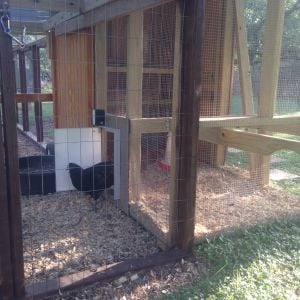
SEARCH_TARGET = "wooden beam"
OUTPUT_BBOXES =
[15,93,53,103]
[234,0,258,179]
[81,0,114,12]
[130,114,300,134]
[215,0,235,165]
[257,0,285,185]
[199,114,300,128]
[55,0,173,36]
[199,128,300,155]
[95,21,108,161]
[127,11,143,207]
[0,103,14,300]
[10,0,80,12]
[169,0,204,251]
[25,248,189,300]
[43,12,79,32]
[0,2,25,297]
[11,21,45,35]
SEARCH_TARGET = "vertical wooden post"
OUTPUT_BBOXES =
[257,0,285,185]
[95,21,108,160]
[216,0,235,165]
[32,45,44,142]
[18,50,30,131]
[127,11,143,205]
[0,112,14,300]
[234,0,258,178]
[169,0,204,251]
[0,0,25,297]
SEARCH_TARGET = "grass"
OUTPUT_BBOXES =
[164,219,300,300]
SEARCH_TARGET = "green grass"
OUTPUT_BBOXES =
[164,219,300,300]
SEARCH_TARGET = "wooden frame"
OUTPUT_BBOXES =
[15,93,53,103]
[0,2,25,297]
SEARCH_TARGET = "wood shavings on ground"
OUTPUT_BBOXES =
[22,192,159,285]
[130,163,300,239]
[18,131,44,157]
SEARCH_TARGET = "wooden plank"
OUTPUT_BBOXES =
[0,104,14,300]
[10,0,80,12]
[234,0,258,178]
[127,11,143,207]
[95,21,108,160]
[18,50,29,131]
[15,93,53,103]
[130,114,300,134]
[106,115,130,213]
[257,0,285,185]
[169,0,183,248]
[199,114,300,128]
[215,0,235,165]
[55,0,173,36]
[81,0,113,12]
[259,124,300,136]
[25,248,189,300]
[32,45,44,142]
[169,0,204,251]
[0,2,25,297]
[43,12,79,31]
[199,128,300,155]
[53,29,94,128]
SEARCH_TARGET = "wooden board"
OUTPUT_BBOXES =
[15,93,53,103]
[199,128,300,155]
[53,28,94,128]
[0,5,25,297]
[257,0,285,185]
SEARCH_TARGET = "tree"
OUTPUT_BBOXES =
[245,0,300,65]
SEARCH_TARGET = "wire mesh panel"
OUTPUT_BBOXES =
[196,0,300,240]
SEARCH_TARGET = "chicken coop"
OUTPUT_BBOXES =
[0,0,299,298]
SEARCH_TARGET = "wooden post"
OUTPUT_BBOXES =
[95,21,108,160]
[32,45,44,142]
[234,0,258,178]
[169,0,204,251]
[0,0,25,297]
[0,110,14,300]
[257,0,285,185]
[215,0,235,165]
[127,11,143,205]
[18,50,30,131]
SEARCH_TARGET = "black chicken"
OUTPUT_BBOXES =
[68,161,114,211]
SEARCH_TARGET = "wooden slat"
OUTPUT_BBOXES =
[55,0,173,36]
[234,0,258,178]
[53,29,94,128]
[199,128,300,155]
[95,21,108,160]
[169,0,204,251]
[127,11,143,207]
[0,3,25,296]
[257,0,285,185]
[15,93,53,103]
[215,0,235,165]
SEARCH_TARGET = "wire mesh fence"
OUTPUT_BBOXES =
[0,0,299,297]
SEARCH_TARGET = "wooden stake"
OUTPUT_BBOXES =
[169,0,204,251]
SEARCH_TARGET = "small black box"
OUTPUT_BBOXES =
[93,109,105,126]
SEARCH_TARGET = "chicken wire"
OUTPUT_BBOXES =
[2,0,299,294]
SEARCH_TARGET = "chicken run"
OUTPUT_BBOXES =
[0,0,300,298]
